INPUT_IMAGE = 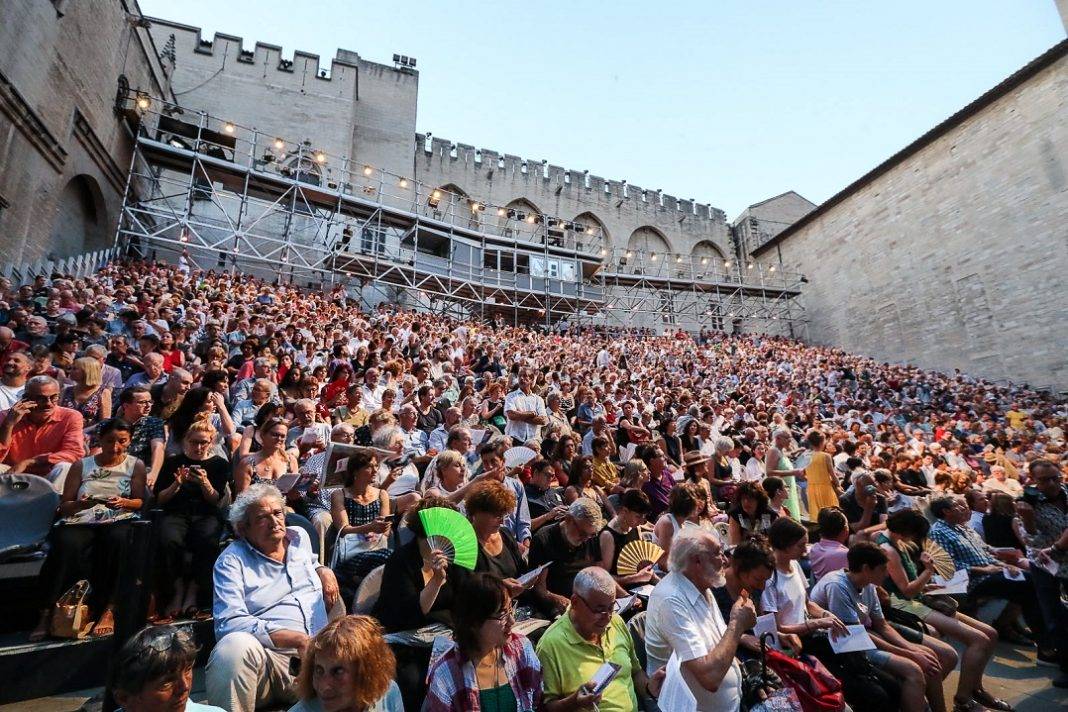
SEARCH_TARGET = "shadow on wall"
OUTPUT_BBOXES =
[48,175,109,260]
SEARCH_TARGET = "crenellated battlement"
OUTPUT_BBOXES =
[416,133,727,225]
[145,17,413,97]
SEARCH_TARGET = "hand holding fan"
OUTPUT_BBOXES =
[923,539,956,578]
[616,540,664,576]
[504,446,537,470]
[418,507,478,571]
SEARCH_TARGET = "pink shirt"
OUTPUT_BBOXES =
[809,538,850,582]
[0,406,86,475]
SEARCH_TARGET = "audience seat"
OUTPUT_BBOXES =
[352,564,385,614]
[0,474,59,575]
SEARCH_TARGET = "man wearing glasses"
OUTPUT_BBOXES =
[528,498,606,616]
[1017,459,1068,687]
[537,566,664,711]
[0,375,85,487]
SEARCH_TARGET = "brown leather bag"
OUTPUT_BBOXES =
[50,580,92,639]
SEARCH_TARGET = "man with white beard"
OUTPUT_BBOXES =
[645,527,756,711]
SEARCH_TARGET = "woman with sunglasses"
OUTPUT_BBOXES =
[423,573,543,712]
[31,417,146,640]
[112,625,225,712]
[152,419,229,622]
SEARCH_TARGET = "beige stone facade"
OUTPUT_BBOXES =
[0,0,171,267]
[756,43,1068,390]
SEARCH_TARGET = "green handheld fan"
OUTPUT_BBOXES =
[418,507,479,570]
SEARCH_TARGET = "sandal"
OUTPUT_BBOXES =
[91,609,115,637]
[973,689,1014,711]
[953,698,984,712]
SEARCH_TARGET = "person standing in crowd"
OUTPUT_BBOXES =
[504,369,548,445]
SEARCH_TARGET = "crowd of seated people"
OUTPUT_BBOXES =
[0,258,1066,712]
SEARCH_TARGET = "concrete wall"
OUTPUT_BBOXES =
[766,50,1068,390]
[0,0,171,266]
[732,191,816,257]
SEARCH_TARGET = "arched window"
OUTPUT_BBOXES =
[571,212,610,258]
[49,175,107,258]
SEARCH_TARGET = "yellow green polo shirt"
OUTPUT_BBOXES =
[535,608,639,712]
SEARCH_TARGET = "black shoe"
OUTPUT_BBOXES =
[1037,648,1060,667]
[1052,673,1068,689]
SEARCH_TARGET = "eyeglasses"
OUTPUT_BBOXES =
[144,627,193,652]
[26,394,60,404]
[575,594,613,617]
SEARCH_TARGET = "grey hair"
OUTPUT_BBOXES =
[229,483,285,531]
[573,566,615,599]
[715,436,735,454]
[26,374,59,391]
[294,398,316,412]
[772,427,792,440]
[85,344,107,359]
[373,425,403,449]
[668,527,719,573]
[568,497,604,526]
[331,422,355,439]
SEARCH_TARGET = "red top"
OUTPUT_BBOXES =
[0,406,86,475]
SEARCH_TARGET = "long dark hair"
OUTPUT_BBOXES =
[167,387,213,443]
[453,573,507,661]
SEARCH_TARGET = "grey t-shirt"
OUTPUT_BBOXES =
[809,569,883,627]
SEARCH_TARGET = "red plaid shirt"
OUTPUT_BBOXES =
[423,632,544,712]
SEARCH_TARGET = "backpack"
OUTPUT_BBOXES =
[763,648,846,712]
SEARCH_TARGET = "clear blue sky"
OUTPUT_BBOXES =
[138,0,1064,219]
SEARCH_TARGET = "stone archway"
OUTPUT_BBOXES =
[48,174,108,258]
[691,239,726,266]
[571,211,610,256]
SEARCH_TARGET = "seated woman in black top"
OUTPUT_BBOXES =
[153,419,229,620]
[371,496,469,633]
[597,488,658,588]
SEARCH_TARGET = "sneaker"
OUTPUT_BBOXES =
[1037,648,1060,667]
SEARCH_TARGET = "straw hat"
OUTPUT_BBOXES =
[683,450,711,468]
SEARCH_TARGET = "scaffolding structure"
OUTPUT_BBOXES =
[115,98,806,334]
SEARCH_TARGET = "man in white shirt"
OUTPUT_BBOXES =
[981,466,1023,497]
[359,367,385,413]
[0,352,30,411]
[504,369,547,444]
[645,528,755,711]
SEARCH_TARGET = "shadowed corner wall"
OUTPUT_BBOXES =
[756,43,1068,391]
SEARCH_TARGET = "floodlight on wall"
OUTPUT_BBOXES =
[724,260,731,268]
[398,178,408,188]
[625,250,633,259]
[701,257,708,265]
[769,265,776,272]
[747,262,754,270]
[497,208,506,217]
[470,201,485,213]
[675,255,682,263]
[525,214,536,224]
[274,138,285,150]
[136,94,151,110]
[428,190,442,208]
[599,248,607,256]
[224,122,235,134]
[650,252,658,261]
[315,151,326,164]
[363,166,372,176]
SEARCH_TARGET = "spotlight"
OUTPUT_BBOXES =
[136,95,151,110]
[399,178,408,188]
[274,138,285,150]
[625,250,633,259]
[470,201,485,213]
[577,225,586,233]
[675,255,682,263]
[363,166,372,176]
[650,252,657,261]
[769,265,776,272]
[599,248,607,256]
[497,208,506,217]
[701,257,708,265]
[224,122,235,134]
[428,189,442,208]
[315,152,326,164]
[724,260,731,268]
[747,263,754,270]
[525,214,536,224]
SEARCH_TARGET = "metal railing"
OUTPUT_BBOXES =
[0,248,118,285]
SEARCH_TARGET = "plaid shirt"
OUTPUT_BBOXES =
[423,633,543,712]
[928,519,998,571]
